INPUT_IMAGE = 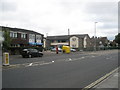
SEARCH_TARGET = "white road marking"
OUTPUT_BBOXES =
[52,61,54,62]
[68,58,72,61]
[106,58,110,59]
[91,56,95,57]
[81,57,85,59]
[28,63,33,66]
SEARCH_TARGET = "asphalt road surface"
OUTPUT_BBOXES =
[2,50,118,88]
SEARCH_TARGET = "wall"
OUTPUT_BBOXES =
[70,36,79,48]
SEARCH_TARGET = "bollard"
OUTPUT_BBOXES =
[3,52,9,66]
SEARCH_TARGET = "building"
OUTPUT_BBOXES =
[2,26,44,54]
[99,37,109,46]
[0,30,4,50]
[90,36,109,50]
[46,34,92,51]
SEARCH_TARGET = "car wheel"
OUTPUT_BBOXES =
[39,54,43,57]
[29,55,32,58]
[22,55,26,58]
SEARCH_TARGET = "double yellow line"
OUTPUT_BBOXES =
[82,67,119,90]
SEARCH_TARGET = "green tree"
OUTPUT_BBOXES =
[114,33,120,46]
[2,28,11,52]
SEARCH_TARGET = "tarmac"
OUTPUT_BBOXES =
[1,50,120,89]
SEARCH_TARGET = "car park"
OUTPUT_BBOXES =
[21,48,43,58]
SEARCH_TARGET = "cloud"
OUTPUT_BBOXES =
[0,0,119,40]
[0,0,17,12]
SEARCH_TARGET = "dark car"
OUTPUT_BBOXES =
[21,48,43,58]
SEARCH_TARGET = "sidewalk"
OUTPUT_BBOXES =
[93,68,119,89]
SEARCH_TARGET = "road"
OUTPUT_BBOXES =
[2,50,119,88]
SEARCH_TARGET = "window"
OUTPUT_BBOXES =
[58,40,60,43]
[51,40,54,43]
[29,34,35,39]
[72,38,76,41]
[72,44,76,48]
[21,33,26,39]
[10,32,17,38]
[10,32,13,37]
[61,40,66,42]
[36,35,42,40]
[29,34,35,43]
[14,33,17,38]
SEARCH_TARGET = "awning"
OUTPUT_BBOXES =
[29,42,43,45]
[29,42,36,45]
[36,43,43,45]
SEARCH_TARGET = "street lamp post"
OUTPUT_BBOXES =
[94,22,98,51]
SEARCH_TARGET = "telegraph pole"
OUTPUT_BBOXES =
[94,22,97,51]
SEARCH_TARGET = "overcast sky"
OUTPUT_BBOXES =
[0,0,119,40]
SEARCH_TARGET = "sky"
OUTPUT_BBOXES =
[0,0,119,40]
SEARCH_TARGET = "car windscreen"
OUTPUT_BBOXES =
[28,49,38,52]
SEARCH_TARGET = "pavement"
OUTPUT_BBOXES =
[93,68,119,89]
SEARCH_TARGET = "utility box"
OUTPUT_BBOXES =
[3,52,9,66]
[62,46,70,54]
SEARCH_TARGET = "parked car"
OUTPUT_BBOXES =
[21,48,43,58]
[70,48,76,52]
[51,48,62,52]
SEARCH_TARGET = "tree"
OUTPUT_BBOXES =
[114,33,120,45]
[2,28,11,52]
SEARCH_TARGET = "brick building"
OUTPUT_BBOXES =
[2,26,44,54]
[46,34,92,51]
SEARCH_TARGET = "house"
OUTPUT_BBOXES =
[98,37,109,46]
[2,26,44,54]
[90,36,109,50]
[46,34,92,51]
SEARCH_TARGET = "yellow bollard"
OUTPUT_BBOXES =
[3,52,9,66]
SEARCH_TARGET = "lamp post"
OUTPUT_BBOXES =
[68,28,70,46]
[94,22,98,51]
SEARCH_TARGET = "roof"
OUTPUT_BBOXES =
[47,34,89,40]
[1,26,43,36]
[70,34,89,38]
[47,35,69,40]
